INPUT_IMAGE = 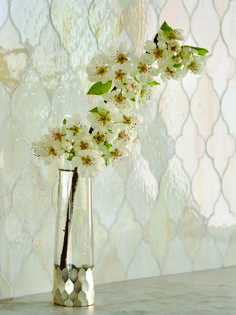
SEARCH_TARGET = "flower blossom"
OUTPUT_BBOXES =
[109,41,136,65]
[103,90,133,113]
[86,53,112,83]
[158,28,185,42]
[32,134,64,164]
[72,150,105,177]
[187,55,207,74]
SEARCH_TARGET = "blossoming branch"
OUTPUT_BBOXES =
[32,21,208,176]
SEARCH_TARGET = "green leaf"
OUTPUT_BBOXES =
[99,107,110,114]
[173,63,182,68]
[183,45,208,55]
[87,80,112,95]
[63,118,67,125]
[67,155,73,161]
[89,106,110,114]
[89,107,99,113]
[134,76,140,83]
[104,141,112,150]
[130,97,136,102]
[147,81,160,86]
[160,21,174,32]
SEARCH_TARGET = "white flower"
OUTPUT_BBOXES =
[121,111,143,129]
[113,125,137,149]
[167,40,180,53]
[115,78,139,99]
[131,56,159,83]
[156,48,178,72]
[32,134,65,164]
[109,41,137,65]
[48,125,65,142]
[161,65,187,82]
[92,125,117,147]
[103,90,133,113]
[187,55,207,74]
[64,113,83,139]
[172,55,182,66]
[91,126,106,145]
[111,62,133,82]
[86,53,112,83]
[72,150,105,177]
[88,103,122,128]
[73,130,96,152]
[138,84,153,106]
[144,40,166,60]
[158,28,185,42]
[140,52,155,66]
[172,29,185,40]
[179,46,194,65]
[107,145,129,166]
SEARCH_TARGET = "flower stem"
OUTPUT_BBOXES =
[60,167,79,269]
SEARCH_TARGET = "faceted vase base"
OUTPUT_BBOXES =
[53,264,94,307]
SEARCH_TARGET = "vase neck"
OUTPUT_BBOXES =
[58,155,75,171]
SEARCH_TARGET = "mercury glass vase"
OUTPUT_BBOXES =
[53,160,94,307]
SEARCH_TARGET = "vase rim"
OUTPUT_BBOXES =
[58,168,76,172]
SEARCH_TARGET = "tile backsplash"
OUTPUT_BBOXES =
[0,0,236,298]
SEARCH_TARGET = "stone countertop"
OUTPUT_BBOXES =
[0,266,236,315]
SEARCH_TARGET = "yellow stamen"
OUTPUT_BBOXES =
[115,93,126,104]
[80,141,89,150]
[48,146,57,156]
[110,148,121,158]
[69,125,80,136]
[97,66,108,76]
[82,155,92,166]
[93,132,105,144]
[123,115,131,125]
[98,112,111,125]
[115,69,126,80]
[138,62,148,73]
[117,53,128,64]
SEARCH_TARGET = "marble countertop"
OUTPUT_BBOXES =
[1,266,236,315]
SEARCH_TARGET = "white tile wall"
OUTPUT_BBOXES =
[0,0,235,298]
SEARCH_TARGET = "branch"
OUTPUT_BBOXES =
[60,167,79,269]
